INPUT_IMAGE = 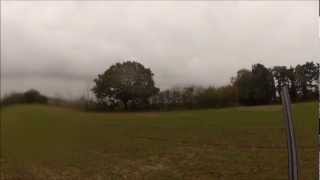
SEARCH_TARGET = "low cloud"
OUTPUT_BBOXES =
[1,1,319,97]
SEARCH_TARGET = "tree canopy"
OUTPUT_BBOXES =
[92,61,159,110]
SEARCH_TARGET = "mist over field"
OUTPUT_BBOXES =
[1,1,319,98]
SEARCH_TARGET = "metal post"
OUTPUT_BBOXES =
[281,86,299,180]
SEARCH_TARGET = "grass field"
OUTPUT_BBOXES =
[0,102,317,180]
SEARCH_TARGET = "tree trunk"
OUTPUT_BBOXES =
[123,100,128,111]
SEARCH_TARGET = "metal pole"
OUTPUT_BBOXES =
[281,86,299,180]
[317,64,319,180]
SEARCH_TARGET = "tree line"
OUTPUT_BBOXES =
[148,62,318,111]
[0,89,48,106]
[91,61,318,111]
[1,61,318,111]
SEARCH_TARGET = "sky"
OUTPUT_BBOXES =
[1,1,319,99]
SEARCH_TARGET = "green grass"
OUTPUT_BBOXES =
[1,102,317,180]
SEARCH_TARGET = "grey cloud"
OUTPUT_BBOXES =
[1,1,319,98]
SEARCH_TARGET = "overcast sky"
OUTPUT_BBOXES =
[1,1,319,99]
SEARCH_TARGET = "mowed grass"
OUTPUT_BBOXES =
[0,102,317,180]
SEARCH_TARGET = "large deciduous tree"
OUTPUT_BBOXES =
[272,66,297,101]
[234,64,275,105]
[272,66,289,96]
[295,62,318,100]
[92,61,159,110]
[251,64,276,104]
[233,69,255,105]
